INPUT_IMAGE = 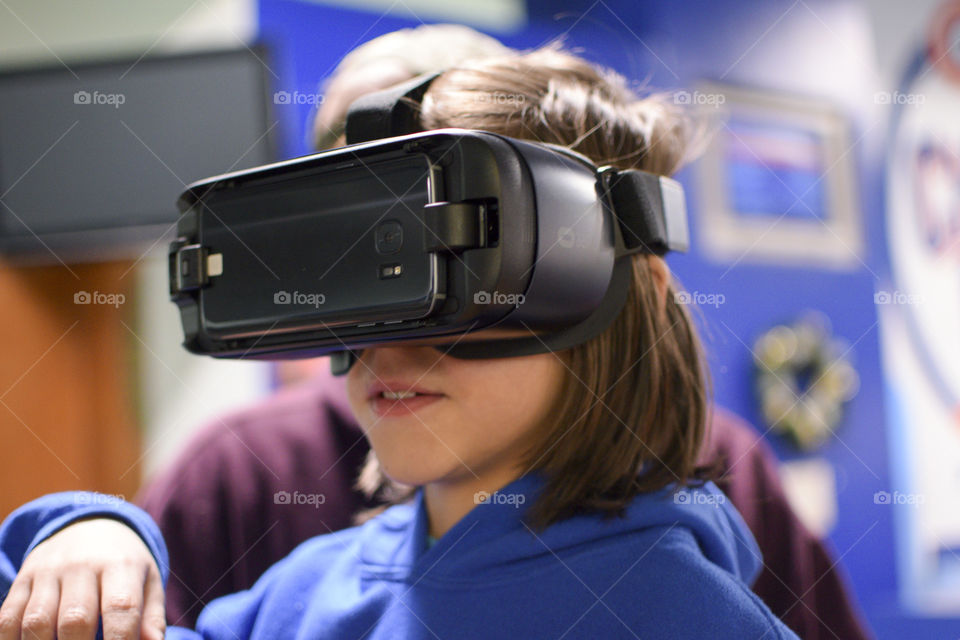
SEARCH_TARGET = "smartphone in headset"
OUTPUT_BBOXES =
[181,152,444,341]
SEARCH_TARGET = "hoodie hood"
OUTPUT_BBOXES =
[357,472,762,587]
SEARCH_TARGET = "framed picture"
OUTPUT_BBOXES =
[694,82,863,269]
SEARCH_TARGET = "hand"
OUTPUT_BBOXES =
[0,517,165,640]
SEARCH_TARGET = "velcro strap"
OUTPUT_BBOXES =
[604,169,688,256]
[344,72,441,144]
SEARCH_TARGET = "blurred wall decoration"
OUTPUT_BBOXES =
[875,0,960,616]
[752,312,860,452]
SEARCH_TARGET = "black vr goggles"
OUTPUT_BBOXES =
[168,73,689,375]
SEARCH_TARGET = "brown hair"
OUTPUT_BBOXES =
[355,44,713,530]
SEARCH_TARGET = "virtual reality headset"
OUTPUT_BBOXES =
[168,73,689,375]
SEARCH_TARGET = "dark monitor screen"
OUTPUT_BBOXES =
[0,47,275,262]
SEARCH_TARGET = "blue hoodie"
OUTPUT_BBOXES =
[0,475,799,639]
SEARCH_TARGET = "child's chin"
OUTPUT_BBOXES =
[380,467,442,488]
[378,457,459,488]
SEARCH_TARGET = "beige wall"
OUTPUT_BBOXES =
[0,0,255,69]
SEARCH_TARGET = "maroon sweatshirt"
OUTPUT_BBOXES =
[135,368,872,639]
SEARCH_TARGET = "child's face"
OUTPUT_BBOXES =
[345,340,566,487]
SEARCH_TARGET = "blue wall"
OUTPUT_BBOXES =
[256,1,958,636]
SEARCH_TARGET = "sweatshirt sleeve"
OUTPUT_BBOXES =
[0,491,280,640]
[0,491,170,599]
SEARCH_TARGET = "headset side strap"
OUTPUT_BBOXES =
[344,71,442,144]
[600,168,689,256]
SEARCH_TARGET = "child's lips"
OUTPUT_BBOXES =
[366,378,442,399]
[369,392,444,417]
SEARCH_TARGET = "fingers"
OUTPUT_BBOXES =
[21,573,60,640]
[1,567,160,640]
[100,564,144,640]
[57,568,99,640]
[0,577,32,640]
[139,566,167,640]
[3,518,166,639]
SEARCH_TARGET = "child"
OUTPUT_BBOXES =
[0,45,800,639]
